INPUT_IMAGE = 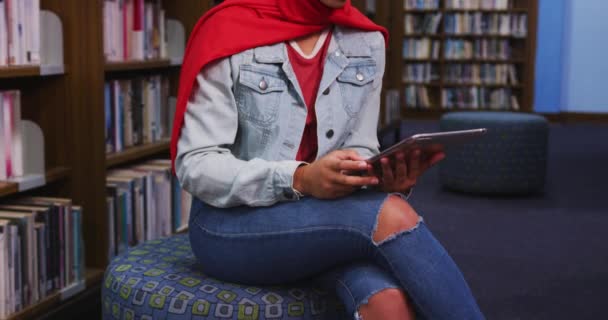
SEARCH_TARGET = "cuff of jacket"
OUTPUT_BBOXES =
[273,160,308,202]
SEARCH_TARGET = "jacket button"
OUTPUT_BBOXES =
[323,88,330,95]
[259,79,268,91]
[356,73,365,82]
[326,129,334,139]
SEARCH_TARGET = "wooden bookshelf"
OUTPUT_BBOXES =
[389,0,538,119]
[0,65,66,78]
[0,1,213,318]
[6,268,104,320]
[0,167,71,201]
[106,140,171,168]
[104,58,178,72]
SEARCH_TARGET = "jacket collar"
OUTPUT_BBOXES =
[253,25,372,64]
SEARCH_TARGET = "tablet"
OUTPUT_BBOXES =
[366,128,487,166]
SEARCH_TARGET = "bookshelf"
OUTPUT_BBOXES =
[0,1,212,319]
[386,0,537,120]
[106,139,171,168]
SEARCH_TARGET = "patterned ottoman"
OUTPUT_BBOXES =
[102,235,347,319]
[439,111,549,195]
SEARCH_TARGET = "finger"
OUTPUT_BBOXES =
[408,149,421,179]
[381,157,394,185]
[336,160,369,172]
[337,149,365,161]
[336,174,379,187]
[421,152,446,172]
[394,152,408,181]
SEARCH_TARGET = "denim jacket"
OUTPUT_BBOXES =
[176,26,386,208]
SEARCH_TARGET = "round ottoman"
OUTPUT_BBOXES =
[439,112,549,195]
[102,235,347,320]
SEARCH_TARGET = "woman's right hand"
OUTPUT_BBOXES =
[293,150,380,199]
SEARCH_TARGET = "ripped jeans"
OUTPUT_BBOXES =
[188,190,485,320]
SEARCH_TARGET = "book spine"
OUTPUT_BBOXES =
[0,225,6,318]
[112,81,122,152]
[122,0,128,60]
[132,0,144,60]
[58,205,64,289]
[10,90,23,177]
[11,226,21,311]
[3,91,13,178]
[0,0,7,66]
[0,92,6,180]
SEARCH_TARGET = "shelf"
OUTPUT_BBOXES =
[442,83,523,88]
[403,58,441,62]
[443,58,525,63]
[0,166,71,198]
[444,34,526,39]
[106,140,170,168]
[404,8,527,13]
[443,8,528,13]
[403,9,441,13]
[403,33,442,38]
[0,65,66,78]
[6,268,105,320]
[403,81,441,86]
[104,58,180,72]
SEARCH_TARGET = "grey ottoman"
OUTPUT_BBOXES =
[439,112,549,195]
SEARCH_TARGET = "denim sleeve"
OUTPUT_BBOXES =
[340,32,385,159]
[175,58,305,208]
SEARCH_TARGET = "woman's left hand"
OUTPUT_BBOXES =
[375,150,446,194]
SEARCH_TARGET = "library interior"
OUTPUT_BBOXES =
[0,0,606,319]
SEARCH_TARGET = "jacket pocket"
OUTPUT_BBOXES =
[337,58,377,117]
[235,65,287,126]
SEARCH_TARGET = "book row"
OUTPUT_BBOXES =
[0,197,84,319]
[404,85,433,109]
[106,159,192,260]
[444,39,512,60]
[444,63,519,85]
[442,87,519,109]
[404,0,440,10]
[403,39,441,59]
[103,0,168,62]
[404,13,443,35]
[0,90,23,181]
[444,13,527,37]
[0,0,40,66]
[403,63,440,83]
[104,75,174,154]
[445,0,512,10]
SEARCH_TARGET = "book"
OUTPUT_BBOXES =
[0,219,9,318]
[0,211,37,307]
[0,0,7,66]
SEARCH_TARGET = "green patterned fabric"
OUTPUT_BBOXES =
[102,235,348,319]
[439,112,549,195]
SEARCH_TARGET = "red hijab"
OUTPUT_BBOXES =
[170,0,388,170]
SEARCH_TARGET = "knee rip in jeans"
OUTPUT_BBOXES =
[355,288,413,320]
[372,194,424,246]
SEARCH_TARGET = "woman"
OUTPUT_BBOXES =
[172,0,485,319]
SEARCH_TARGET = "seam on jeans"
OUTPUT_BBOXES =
[335,279,357,315]
[191,214,372,240]
[371,192,414,246]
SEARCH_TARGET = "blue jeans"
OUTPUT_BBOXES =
[189,190,484,319]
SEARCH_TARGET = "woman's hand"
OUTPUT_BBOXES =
[376,150,446,194]
[293,150,379,199]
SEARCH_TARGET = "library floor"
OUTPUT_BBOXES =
[396,120,608,320]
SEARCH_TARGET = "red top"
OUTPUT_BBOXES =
[169,0,388,171]
[287,31,333,163]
